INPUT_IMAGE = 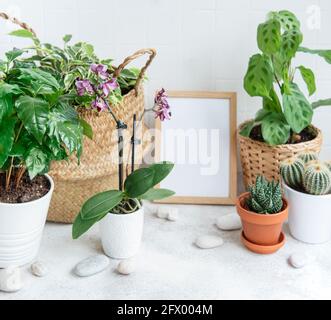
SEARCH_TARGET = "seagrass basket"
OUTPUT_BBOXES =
[0,12,156,223]
[238,122,323,188]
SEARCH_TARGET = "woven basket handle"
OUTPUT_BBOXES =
[0,12,37,37]
[114,48,157,95]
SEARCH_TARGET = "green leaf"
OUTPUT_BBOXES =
[255,109,272,121]
[261,112,291,145]
[9,29,34,39]
[263,88,282,112]
[24,146,49,179]
[57,122,83,155]
[149,162,175,186]
[139,188,175,201]
[297,66,316,96]
[239,120,255,137]
[79,118,93,140]
[0,93,14,122]
[10,129,35,157]
[16,96,49,144]
[72,211,108,240]
[0,117,16,167]
[257,19,281,54]
[283,83,313,133]
[63,34,73,43]
[312,98,331,109]
[81,190,124,220]
[5,49,25,62]
[281,29,303,60]
[271,10,301,31]
[125,168,155,198]
[244,54,274,98]
[64,73,78,91]
[46,137,67,161]
[298,47,331,64]
[18,68,60,90]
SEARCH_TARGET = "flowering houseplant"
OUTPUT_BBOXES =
[241,10,331,145]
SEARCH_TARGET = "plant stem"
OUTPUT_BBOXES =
[5,157,14,191]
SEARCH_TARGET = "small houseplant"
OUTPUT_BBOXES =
[239,10,331,187]
[281,153,331,244]
[236,176,288,254]
[72,162,175,259]
[0,48,83,267]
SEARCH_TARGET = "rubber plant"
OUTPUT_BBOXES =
[241,10,331,145]
[0,48,84,190]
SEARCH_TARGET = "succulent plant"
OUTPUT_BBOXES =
[324,160,331,173]
[246,176,283,214]
[303,161,331,195]
[280,157,305,189]
[298,150,319,164]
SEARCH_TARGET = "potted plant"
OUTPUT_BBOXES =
[239,10,331,187]
[72,162,175,259]
[281,153,331,244]
[0,49,83,267]
[236,176,288,254]
[7,20,157,223]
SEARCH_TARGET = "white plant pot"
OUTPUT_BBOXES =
[99,207,144,259]
[0,175,54,268]
[283,183,331,244]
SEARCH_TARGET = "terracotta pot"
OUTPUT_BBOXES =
[236,193,288,246]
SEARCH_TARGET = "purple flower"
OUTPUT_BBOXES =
[154,88,171,121]
[100,78,119,97]
[90,64,109,79]
[154,88,170,109]
[76,80,94,96]
[91,98,108,112]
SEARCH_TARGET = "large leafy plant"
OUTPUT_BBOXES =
[9,31,144,108]
[0,48,84,190]
[242,10,331,145]
[72,162,175,239]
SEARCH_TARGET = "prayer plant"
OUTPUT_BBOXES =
[0,48,84,190]
[241,10,331,146]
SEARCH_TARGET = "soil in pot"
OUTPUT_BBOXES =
[250,125,317,144]
[0,171,50,204]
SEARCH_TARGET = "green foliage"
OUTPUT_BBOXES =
[303,161,331,195]
[280,157,305,189]
[0,50,84,182]
[72,162,175,239]
[242,10,331,145]
[246,176,283,214]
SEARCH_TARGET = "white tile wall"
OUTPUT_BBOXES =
[0,0,331,164]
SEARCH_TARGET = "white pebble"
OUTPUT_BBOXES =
[156,207,169,219]
[216,213,242,231]
[0,267,23,293]
[289,252,314,269]
[117,258,136,275]
[195,235,224,249]
[167,208,179,222]
[74,255,110,277]
[31,261,48,277]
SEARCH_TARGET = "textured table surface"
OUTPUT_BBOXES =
[2,202,331,300]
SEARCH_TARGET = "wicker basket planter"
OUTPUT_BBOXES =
[238,122,323,188]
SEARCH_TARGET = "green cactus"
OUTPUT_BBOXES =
[246,176,283,214]
[303,161,331,195]
[324,160,331,173]
[280,157,305,189]
[298,150,319,164]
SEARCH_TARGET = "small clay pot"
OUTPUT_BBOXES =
[236,193,288,248]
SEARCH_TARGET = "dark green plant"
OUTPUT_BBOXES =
[246,176,283,214]
[72,162,175,239]
[0,48,85,190]
[241,10,331,146]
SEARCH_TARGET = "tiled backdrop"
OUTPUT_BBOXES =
[0,0,331,174]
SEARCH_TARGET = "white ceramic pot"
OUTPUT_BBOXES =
[0,175,54,268]
[99,207,144,259]
[283,183,331,244]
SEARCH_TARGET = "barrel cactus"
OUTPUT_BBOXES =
[324,160,331,173]
[246,176,283,214]
[280,157,305,189]
[298,150,319,164]
[303,161,331,195]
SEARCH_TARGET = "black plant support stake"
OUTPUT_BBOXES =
[117,121,127,191]
[131,114,137,174]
